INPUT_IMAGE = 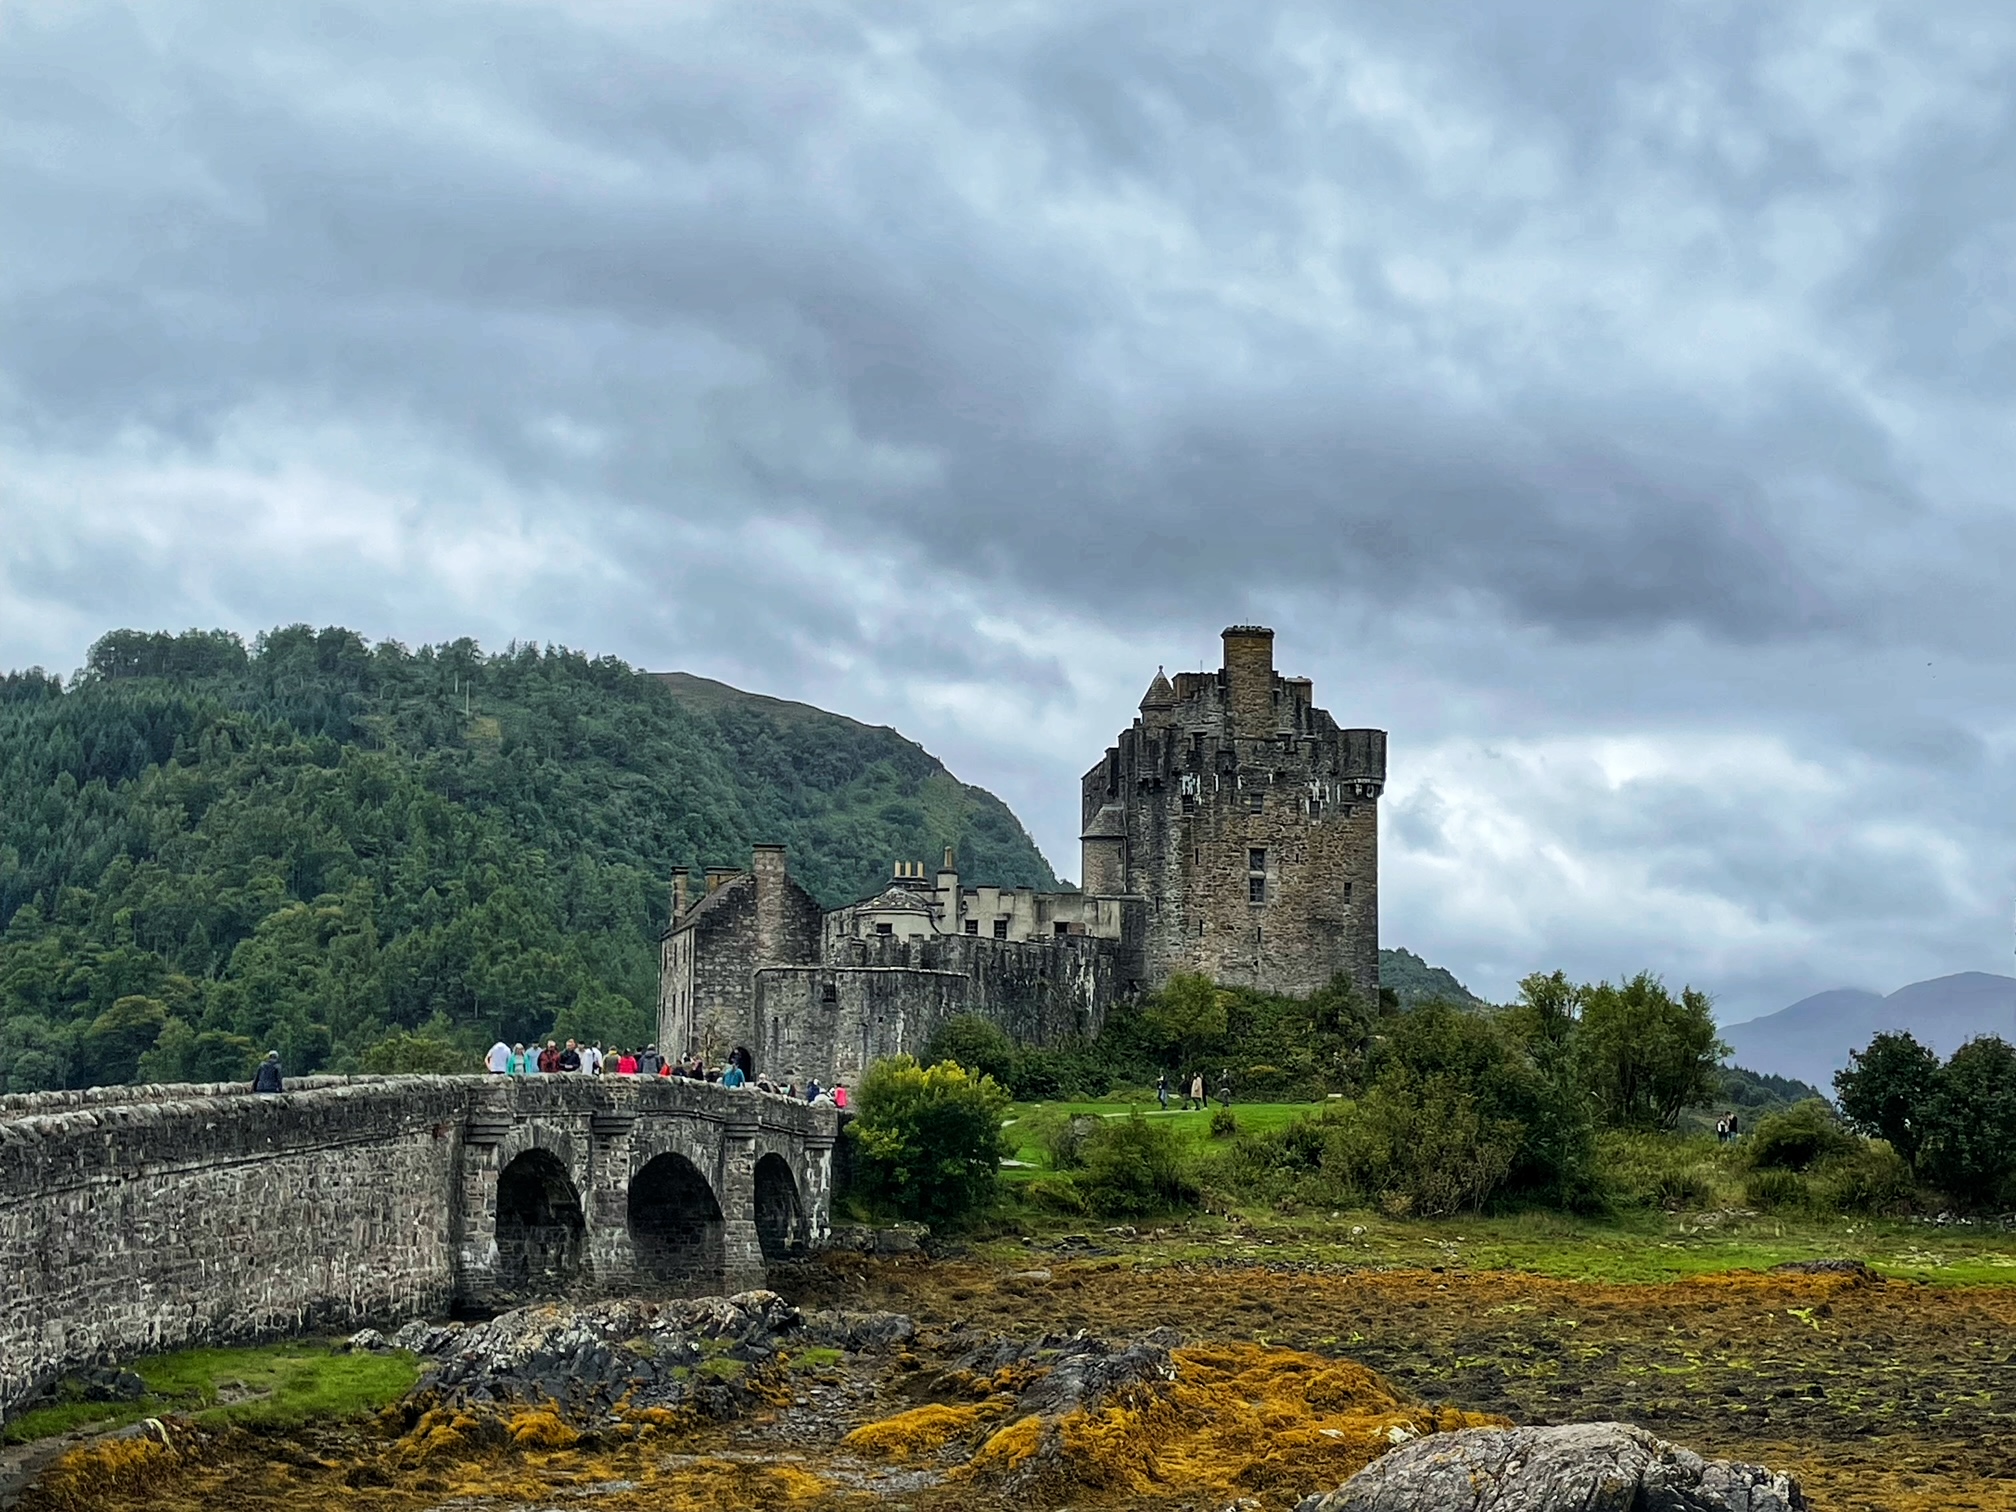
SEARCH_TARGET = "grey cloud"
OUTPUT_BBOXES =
[10,0,2007,655]
[9,0,2016,1020]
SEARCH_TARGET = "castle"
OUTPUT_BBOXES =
[657,627,1385,1083]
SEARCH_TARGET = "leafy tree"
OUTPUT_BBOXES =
[1919,1036,2016,1208]
[1834,1030,1942,1170]
[923,1014,1017,1086]
[847,1055,1010,1225]
[1576,972,1724,1130]
[358,1030,467,1075]
[81,996,168,1085]
[136,1018,258,1084]
[1142,973,1229,1070]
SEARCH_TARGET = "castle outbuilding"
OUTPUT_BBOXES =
[657,627,1383,1083]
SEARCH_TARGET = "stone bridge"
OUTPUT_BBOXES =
[0,1074,841,1422]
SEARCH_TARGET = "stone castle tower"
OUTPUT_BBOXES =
[1079,626,1385,998]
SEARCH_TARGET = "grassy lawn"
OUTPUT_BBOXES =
[992,1099,2016,1287]
[981,1199,2016,1286]
[1002,1097,1315,1172]
[2,1340,420,1446]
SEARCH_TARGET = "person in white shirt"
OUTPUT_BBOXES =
[583,1044,603,1075]
[485,1040,511,1075]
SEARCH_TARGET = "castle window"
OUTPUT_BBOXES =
[993,918,1009,939]
[1342,882,1353,904]
[1181,794,1196,813]
[1249,876,1266,904]
[1339,803,1354,819]
[1248,848,1266,871]
[1246,792,1264,813]
[821,983,837,1005]
[964,919,979,935]
[875,922,894,937]
[1054,922,1070,936]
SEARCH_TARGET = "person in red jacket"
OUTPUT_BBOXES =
[617,1050,639,1075]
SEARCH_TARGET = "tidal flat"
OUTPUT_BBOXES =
[17,1234,2016,1512]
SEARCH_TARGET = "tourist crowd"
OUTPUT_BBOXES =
[480,1038,847,1107]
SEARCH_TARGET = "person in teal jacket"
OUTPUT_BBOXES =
[508,1042,528,1075]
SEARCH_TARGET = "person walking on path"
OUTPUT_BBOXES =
[485,1040,511,1075]
[1188,1072,1205,1111]
[252,1051,284,1094]
[1217,1070,1232,1109]
[1157,1072,1170,1110]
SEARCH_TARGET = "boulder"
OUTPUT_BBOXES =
[390,1319,465,1356]
[1296,1422,1806,1512]
[801,1309,918,1351]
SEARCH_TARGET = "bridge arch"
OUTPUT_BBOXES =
[753,1151,805,1262]
[627,1151,726,1292]
[495,1147,586,1299]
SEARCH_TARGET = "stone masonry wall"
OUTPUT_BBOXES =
[0,1078,466,1420]
[753,932,1126,1085]
[0,1074,842,1423]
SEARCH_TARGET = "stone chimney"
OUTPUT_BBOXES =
[1222,625,1276,735]
[671,869,689,924]
[752,845,789,961]
[936,846,959,934]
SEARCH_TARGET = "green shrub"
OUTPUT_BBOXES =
[1746,1099,1860,1172]
[1018,1108,1098,1172]
[1807,1143,1914,1215]
[1743,1168,1810,1212]
[846,1055,1010,1226]
[1218,1076,1520,1217]
[1209,1106,1239,1139]
[1075,1113,1199,1216]
[1592,1131,1728,1212]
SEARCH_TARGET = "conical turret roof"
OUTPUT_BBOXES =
[1139,667,1176,709]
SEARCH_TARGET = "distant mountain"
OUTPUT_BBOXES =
[1721,972,2016,1093]
[1380,948,1486,1009]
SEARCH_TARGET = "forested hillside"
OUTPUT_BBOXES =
[0,626,1058,1091]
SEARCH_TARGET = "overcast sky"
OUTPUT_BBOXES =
[6,1,2016,1022]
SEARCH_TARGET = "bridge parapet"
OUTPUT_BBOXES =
[0,1074,842,1424]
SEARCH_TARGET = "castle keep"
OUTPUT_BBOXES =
[1083,625,1385,998]
[658,627,1383,1083]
